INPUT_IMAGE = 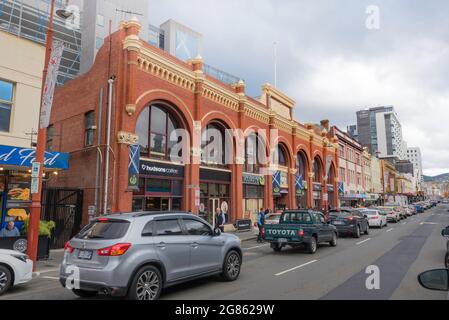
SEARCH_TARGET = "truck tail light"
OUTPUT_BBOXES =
[97,243,131,256]
[298,229,305,237]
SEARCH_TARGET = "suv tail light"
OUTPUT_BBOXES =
[261,227,265,238]
[372,216,379,219]
[298,229,305,237]
[64,241,74,253]
[97,243,131,256]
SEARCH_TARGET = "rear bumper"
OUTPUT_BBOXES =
[59,276,128,297]
[333,225,357,234]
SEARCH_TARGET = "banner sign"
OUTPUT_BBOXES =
[40,40,65,129]
[128,144,140,189]
[0,145,69,169]
[295,174,305,196]
[272,171,281,195]
[325,155,333,180]
[338,182,344,196]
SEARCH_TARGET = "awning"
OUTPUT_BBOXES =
[340,194,367,200]
[0,145,70,170]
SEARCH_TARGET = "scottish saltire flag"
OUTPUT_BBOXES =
[128,144,140,189]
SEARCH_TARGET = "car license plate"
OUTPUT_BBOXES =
[333,221,344,225]
[278,238,288,243]
[78,250,93,260]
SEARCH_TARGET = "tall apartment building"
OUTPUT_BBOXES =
[356,106,408,160]
[407,147,424,190]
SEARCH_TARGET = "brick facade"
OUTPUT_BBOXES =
[49,18,339,226]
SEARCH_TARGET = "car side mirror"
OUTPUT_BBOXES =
[418,269,449,291]
[213,227,222,236]
[441,228,449,237]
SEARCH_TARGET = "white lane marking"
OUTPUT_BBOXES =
[42,276,59,280]
[386,228,394,233]
[420,222,438,225]
[275,260,318,276]
[356,238,371,245]
[401,222,407,225]
[244,244,269,251]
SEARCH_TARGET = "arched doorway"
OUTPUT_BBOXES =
[133,102,186,212]
[199,121,233,225]
[327,164,336,209]
[296,151,309,209]
[273,144,290,211]
[312,156,324,210]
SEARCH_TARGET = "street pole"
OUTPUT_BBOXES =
[27,0,55,269]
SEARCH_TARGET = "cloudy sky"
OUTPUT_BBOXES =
[147,0,449,176]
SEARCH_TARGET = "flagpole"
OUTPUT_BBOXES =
[27,0,57,269]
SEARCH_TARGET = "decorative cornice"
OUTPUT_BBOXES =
[262,83,295,109]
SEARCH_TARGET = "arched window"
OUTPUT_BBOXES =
[313,158,322,183]
[276,145,288,167]
[296,152,307,178]
[136,104,181,160]
[201,122,228,168]
[245,133,266,173]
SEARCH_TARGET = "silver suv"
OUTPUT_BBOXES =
[59,212,242,300]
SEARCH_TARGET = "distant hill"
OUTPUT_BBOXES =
[423,173,449,183]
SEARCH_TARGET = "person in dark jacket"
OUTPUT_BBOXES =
[216,208,226,233]
[257,208,266,243]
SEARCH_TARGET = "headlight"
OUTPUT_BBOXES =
[12,254,28,263]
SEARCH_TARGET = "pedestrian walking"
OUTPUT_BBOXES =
[257,208,265,243]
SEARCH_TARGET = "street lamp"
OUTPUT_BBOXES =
[27,0,71,270]
[56,0,74,20]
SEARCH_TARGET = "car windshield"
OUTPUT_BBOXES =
[364,211,377,216]
[76,219,130,240]
[266,215,280,221]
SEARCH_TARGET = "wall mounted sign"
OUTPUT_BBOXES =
[140,160,184,178]
[243,173,265,186]
[272,171,281,195]
[0,145,70,170]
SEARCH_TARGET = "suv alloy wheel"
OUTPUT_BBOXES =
[128,265,162,301]
[222,250,241,281]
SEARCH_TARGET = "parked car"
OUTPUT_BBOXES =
[404,207,413,217]
[328,209,369,238]
[263,210,338,254]
[264,213,282,225]
[0,249,33,296]
[362,209,387,228]
[375,207,400,223]
[415,204,425,214]
[59,212,242,300]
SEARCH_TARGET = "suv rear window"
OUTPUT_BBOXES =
[281,212,313,224]
[76,219,130,240]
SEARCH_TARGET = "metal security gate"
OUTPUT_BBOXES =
[41,188,83,249]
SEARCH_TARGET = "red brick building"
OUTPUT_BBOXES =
[48,18,339,226]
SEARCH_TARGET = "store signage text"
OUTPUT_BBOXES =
[0,145,69,169]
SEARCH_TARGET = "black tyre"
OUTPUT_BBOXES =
[353,225,361,238]
[222,250,241,282]
[329,232,337,247]
[445,252,449,269]
[0,265,12,296]
[272,244,282,252]
[365,224,370,235]
[127,265,163,301]
[307,236,318,254]
[72,289,98,298]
